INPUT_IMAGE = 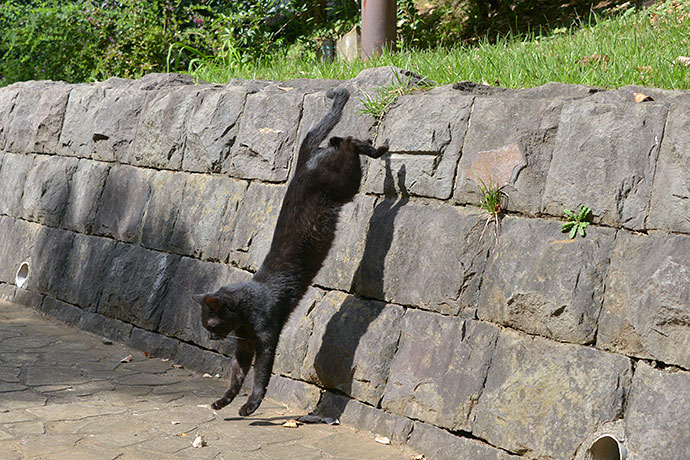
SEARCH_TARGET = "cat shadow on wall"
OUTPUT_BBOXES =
[312,156,408,418]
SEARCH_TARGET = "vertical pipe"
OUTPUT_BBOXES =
[361,0,397,60]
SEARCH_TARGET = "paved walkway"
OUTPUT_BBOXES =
[0,300,417,460]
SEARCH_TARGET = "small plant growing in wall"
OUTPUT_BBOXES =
[477,177,507,244]
[561,205,592,238]
[358,73,432,123]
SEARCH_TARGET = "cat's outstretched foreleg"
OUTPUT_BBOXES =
[238,342,276,416]
[211,340,254,410]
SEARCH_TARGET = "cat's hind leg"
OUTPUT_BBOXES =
[238,341,277,416]
[211,339,254,410]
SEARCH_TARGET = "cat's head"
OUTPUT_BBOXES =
[191,286,243,340]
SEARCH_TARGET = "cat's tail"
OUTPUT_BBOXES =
[295,86,350,169]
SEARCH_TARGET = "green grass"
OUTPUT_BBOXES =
[190,2,690,90]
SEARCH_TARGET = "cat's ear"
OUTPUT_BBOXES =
[191,294,221,311]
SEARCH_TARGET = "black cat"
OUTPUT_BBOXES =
[191,87,388,416]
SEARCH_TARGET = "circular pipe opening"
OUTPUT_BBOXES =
[587,435,627,460]
[16,262,30,289]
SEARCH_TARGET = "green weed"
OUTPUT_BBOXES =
[476,177,507,244]
[561,206,592,239]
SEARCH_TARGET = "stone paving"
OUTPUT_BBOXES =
[0,300,418,460]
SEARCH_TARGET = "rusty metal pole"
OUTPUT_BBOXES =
[361,0,397,60]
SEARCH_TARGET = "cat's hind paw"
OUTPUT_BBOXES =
[211,399,228,411]
[239,400,260,416]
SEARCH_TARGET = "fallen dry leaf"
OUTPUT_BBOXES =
[177,432,188,437]
[202,373,213,378]
[375,435,391,445]
[282,419,301,428]
[412,455,428,460]
[634,92,654,103]
[120,355,133,363]
[144,351,150,358]
[192,435,206,448]
[171,421,180,425]
[578,54,609,66]
[674,56,690,66]
[171,364,183,369]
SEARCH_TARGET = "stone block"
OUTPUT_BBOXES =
[78,310,133,344]
[226,88,304,182]
[647,101,690,233]
[381,311,499,431]
[508,82,599,100]
[408,422,522,460]
[597,231,690,368]
[157,256,251,352]
[317,392,414,444]
[301,291,404,406]
[39,297,84,327]
[26,226,75,298]
[11,288,44,311]
[274,287,325,378]
[169,174,247,261]
[477,217,616,344]
[57,233,117,311]
[127,327,179,361]
[20,156,79,226]
[5,81,71,154]
[0,153,34,217]
[353,201,491,316]
[228,182,285,271]
[0,217,39,285]
[97,243,181,331]
[62,159,110,233]
[94,165,152,243]
[92,86,147,162]
[453,96,562,214]
[59,83,105,158]
[472,329,632,460]
[173,341,234,377]
[0,84,21,151]
[130,85,201,169]
[542,101,668,230]
[141,170,187,252]
[365,89,473,199]
[183,85,247,173]
[313,195,377,291]
[266,375,322,413]
[624,363,690,460]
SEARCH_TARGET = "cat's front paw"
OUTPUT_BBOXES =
[239,400,260,416]
[211,399,228,410]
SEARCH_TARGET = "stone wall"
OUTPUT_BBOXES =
[0,67,688,460]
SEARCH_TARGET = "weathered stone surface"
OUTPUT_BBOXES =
[354,202,490,316]
[352,66,432,90]
[97,243,180,331]
[20,156,79,226]
[0,153,34,217]
[266,375,321,413]
[0,85,21,151]
[454,96,562,214]
[169,174,247,261]
[408,422,522,460]
[93,165,152,243]
[58,83,105,158]
[183,85,247,173]
[317,392,414,444]
[5,81,71,154]
[302,291,404,405]
[365,89,473,199]
[157,256,251,351]
[78,310,133,344]
[173,341,234,377]
[624,363,690,460]
[478,217,616,344]
[589,85,690,104]
[26,227,75,297]
[92,86,147,162]
[131,85,201,169]
[647,101,690,233]
[62,159,110,233]
[472,329,632,460]
[39,297,84,327]
[140,170,187,252]
[127,327,179,361]
[313,195,377,291]
[228,181,285,271]
[542,101,668,229]
[382,311,499,431]
[57,233,116,311]
[508,81,600,100]
[274,287,325,378]
[226,88,304,182]
[0,217,39,285]
[598,231,690,368]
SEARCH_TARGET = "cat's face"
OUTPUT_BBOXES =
[191,290,242,340]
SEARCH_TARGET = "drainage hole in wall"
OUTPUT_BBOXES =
[16,262,30,288]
